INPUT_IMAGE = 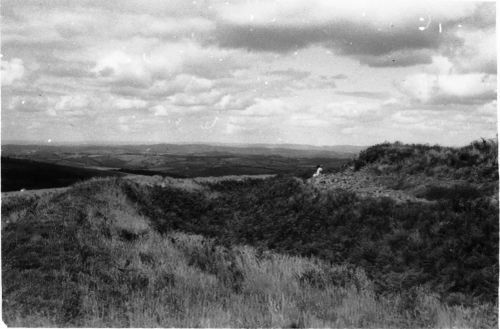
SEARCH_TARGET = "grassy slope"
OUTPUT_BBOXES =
[2,177,497,328]
[353,139,498,183]
[310,139,499,204]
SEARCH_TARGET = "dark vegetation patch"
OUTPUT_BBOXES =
[127,175,498,305]
[1,157,123,192]
[416,183,484,201]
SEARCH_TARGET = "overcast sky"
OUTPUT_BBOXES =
[1,0,496,146]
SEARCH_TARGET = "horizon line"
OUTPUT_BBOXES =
[1,137,494,148]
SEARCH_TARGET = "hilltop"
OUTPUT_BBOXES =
[2,139,498,327]
[312,138,498,203]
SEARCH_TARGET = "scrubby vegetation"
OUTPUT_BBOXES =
[127,176,498,306]
[2,139,498,327]
[353,138,498,182]
[2,178,497,327]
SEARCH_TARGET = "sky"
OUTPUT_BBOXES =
[1,0,497,146]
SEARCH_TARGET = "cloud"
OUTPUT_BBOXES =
[239,98,289,117]
[336,91,391,99]
[113,98,148,110]
[214,0,481,67]
[6,95,48,112]
[475,100,497,124]
[357,49,434,67]
[287,113,330,127]
[168,90,222,107]
[2,1,213,41]
[268,69,311,80]
[1,58,25,85]
[328,74,348,80]
[90,40,253,91]
[150,104,170,116]
[214,95,255,112]
[399,72,496,105]
[1,0,496,146]
[451,27,496,74]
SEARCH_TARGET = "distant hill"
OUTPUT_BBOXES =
[1,143,364,158]
[1,143,353,180]
[1,157,123,192]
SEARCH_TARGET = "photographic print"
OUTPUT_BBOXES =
[1,0,498,327]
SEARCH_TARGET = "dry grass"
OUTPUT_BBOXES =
[2,177,497,328]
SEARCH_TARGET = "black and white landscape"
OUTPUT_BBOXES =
[1,0,498,328]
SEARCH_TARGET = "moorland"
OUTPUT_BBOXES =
[1,139,498,328]
[1,143,358,191]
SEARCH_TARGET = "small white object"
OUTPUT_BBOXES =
[313,167,323,178]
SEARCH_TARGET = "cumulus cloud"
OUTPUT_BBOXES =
[213,0,482,67]
[239,98,289,117]
[1,0,496,145]
[287,113,330,128]
[214,95,255,112]
[336,91,390,99]
[90,40,253,91]
[475,101,498,124]
[268,69,311,80]
[451,27,496,74]
[168,90,222,107]
[6,95,47,112]
[1,58,25,85]
[399,72,496,105]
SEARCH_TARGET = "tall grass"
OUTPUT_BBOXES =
[2,178,497,327]
[354,138,498,182]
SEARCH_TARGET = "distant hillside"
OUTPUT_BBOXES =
[1,143,364,159]
[1,143,352,180]
[1,157,123,192]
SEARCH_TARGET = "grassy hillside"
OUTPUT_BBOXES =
[2,176,497,327]
[2,139,498,327]
[1,157,123,192]
[128,176,498,304]
[353,138,498,182]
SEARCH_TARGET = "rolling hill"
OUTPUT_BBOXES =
[1,157,124,192]
[1,143,355,180]
[1,139,497,327]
